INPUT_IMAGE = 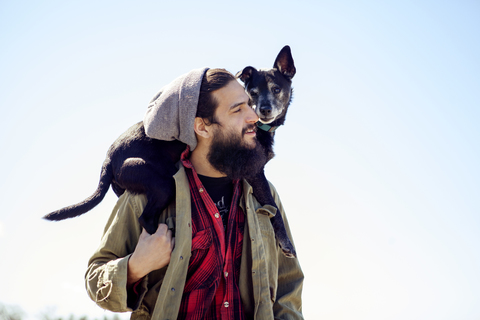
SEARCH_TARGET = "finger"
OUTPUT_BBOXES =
[139,228,148,239]
[166,228,173,239]
[155,223,168,235]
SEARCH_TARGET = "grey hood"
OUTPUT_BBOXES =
[143,67,209,151]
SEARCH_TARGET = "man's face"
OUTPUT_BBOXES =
[210,80,259,148]
[205,80,267,180]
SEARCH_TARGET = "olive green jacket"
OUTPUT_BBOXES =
[85,164,304,320]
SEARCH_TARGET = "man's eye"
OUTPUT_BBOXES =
[234,107,241,113]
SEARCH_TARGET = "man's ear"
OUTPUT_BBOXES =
[194,117,212,139]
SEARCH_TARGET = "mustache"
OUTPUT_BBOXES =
[242,124,257,136]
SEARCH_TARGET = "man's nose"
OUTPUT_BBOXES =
[246,106,259,123]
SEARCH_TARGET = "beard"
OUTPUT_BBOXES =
[207,124,267,180]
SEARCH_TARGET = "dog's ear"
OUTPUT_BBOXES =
[274,45,296,80]
[236,66,256,84]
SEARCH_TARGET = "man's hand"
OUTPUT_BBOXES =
[127,223,175,286]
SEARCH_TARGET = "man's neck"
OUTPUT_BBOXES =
[189,146,226,178]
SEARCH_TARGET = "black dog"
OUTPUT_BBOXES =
[236,45,296,257]
[44,45,297,258]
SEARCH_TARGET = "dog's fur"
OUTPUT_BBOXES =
[44,45,296,258]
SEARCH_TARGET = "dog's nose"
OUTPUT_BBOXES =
[260,105,272,116]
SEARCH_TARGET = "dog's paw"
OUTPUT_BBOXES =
[279,242,297,259]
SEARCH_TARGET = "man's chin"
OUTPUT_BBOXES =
[242,134,259,149]
[244,140,258,150]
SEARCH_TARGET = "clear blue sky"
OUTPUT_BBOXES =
[1,1,479,319]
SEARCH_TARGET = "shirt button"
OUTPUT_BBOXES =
[224,302,229,308]
[215,213,220,218]
[199,187,204,193]
[224,272,228,277]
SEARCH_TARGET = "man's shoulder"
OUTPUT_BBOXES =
[116,191,148,215]
[241,178,279,197]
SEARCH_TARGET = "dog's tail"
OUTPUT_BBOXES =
[43,160,113,221]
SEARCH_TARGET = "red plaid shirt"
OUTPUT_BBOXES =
[177,148,245,320]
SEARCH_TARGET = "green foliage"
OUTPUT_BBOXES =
[0,303,126,320]
[0,304,24,320]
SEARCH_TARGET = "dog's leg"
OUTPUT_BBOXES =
[138,177,175,234]
[247,169,297,258]
[116,158,175,234]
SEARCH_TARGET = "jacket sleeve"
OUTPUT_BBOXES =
[85,192,149,312]
[270,184,304,320]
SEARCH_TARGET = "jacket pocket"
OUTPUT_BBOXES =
[191,228,212,251]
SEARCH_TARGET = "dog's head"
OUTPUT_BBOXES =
[236,45,296,125]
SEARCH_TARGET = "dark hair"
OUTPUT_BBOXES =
[196,68,236,125]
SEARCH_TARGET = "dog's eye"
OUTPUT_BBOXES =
[272,87,281,94]
[249,90,257,97]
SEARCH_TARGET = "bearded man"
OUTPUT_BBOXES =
[85,68,304,320]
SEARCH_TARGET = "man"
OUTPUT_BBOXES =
[85,68,303,319]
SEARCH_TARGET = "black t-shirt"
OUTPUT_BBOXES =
[197,174,234,229]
